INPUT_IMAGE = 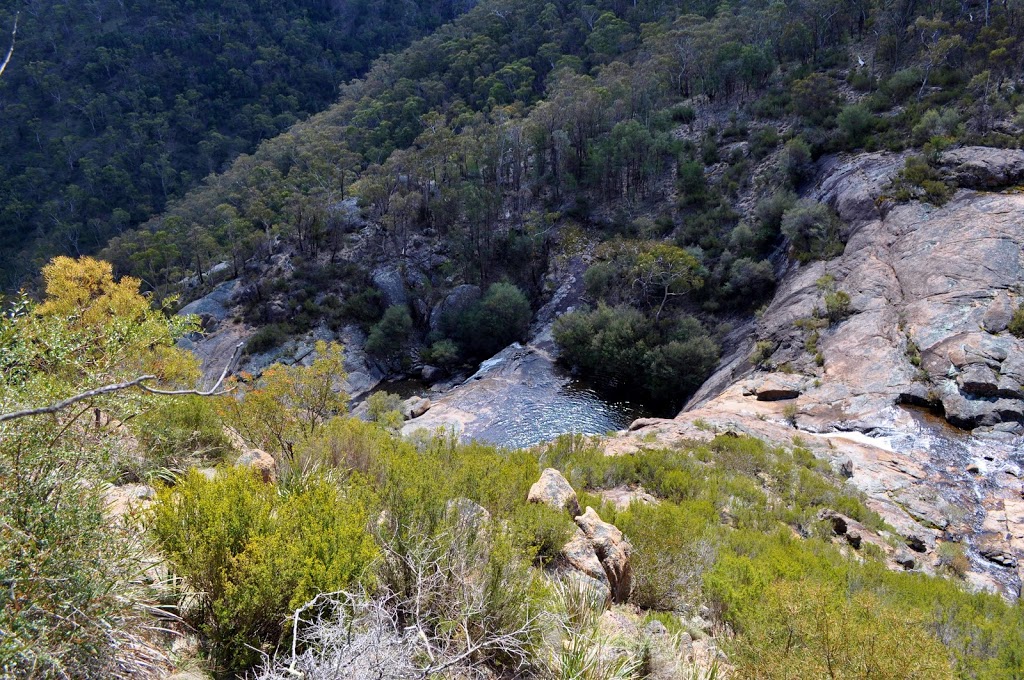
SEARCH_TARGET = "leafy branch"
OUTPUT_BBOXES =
[0,342,243,423]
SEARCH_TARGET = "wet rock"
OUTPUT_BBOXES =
[429,284,481,333]
[528,468,581,516]
[575,507,633,604]
[237,448,277,483]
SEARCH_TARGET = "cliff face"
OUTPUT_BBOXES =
[620,147,1024,596]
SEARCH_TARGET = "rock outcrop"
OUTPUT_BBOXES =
[528,468,581,517]
[575,507,633,604]
[627,147,1024,597]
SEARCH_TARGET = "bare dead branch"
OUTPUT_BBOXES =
[0,12,18,79]
[0,342,243,423]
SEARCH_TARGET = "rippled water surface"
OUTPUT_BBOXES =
[473,376,650,449]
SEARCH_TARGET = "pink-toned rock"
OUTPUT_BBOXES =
[528,468,580,516]
[575,507,633,604]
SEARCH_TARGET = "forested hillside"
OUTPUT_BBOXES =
[99,0,1024,410]
[0,0,473,285]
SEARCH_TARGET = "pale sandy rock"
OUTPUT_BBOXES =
[528,468,580,516]
[575,507,633,604]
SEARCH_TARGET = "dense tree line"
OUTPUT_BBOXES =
[21,0,1024,407]
[0,0,474,286]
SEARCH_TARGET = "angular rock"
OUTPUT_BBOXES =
[561,529,610,588]
[982,291,1014,334]
[958,364,1000,397]
[894,550,916,570]
[575,507,633,604]
[980,548,1019,568]
[752,374,803,401]
[528,468,581,516]
[445,497,491,535]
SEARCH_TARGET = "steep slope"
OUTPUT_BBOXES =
[618,147,1024,596]
[0,0,471,286]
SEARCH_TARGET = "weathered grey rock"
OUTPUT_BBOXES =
[429,284,481,333]
[982,291,1014,334]
[752,374,803,401]
[445,497,491,534]
[575,507,633,604]
[980,548,1019,568]
[528,468,580,516]
[421,365,443,382]
[958,364,1000,397]
[372,267,407,307]
[939,146,1024,189]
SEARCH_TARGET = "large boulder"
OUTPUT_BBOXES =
[429,284,481,333]
[402,396,431,419]
[561,530,611,591]
[372,267,407,307]
[237,448,277,483]
[528,468,581,516]
[575,507,633,604]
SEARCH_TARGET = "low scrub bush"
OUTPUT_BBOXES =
[148,467,377,672]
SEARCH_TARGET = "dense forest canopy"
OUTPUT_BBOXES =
[0,0,474,286]
[84,0,1024,409]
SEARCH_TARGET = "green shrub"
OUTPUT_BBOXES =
[341,287,385,326]
[423,338,461,367]
[936,541,970,578]
[727,578,954,678]
[553,304,719,410]
[781,199,844,261]
[617,501,718,611]
[365,390,404,430]
[366,304,414,358]
[837,103,874,146]
[1008,305,1024,338]
[750,339,776,366]
[778,137,814,188]
[245,322,290,354]
[133,395,230,478]
[148,467,377,672]
[447,282,531,359]
[824,290,852,322]
[514,503,578,566]
[0,430,164,677]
